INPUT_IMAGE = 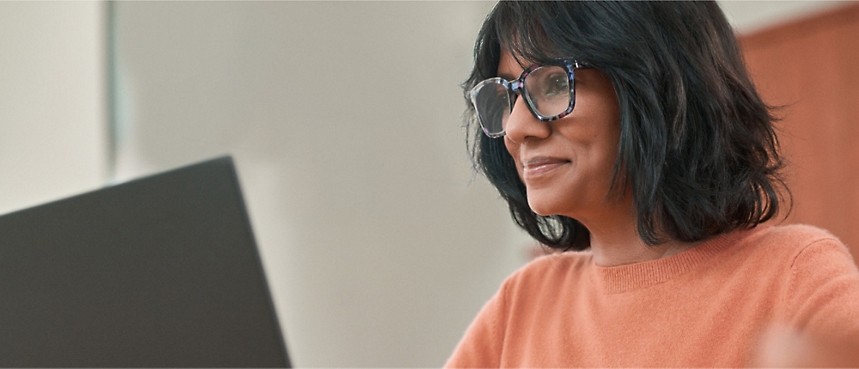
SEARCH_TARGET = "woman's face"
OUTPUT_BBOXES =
[499,51,625,223]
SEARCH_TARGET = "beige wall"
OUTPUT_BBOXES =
[110,2,528,367]
[0,1,106,215]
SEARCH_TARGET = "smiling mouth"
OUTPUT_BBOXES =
[522,158,570,179]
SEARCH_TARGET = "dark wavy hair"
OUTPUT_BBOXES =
[464,1,789,251]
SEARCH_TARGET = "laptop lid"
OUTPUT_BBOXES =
[0,156,290,367]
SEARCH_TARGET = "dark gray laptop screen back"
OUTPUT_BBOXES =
[0,157,289,367]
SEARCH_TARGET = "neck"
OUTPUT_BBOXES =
[588,225,694,267]
[575,200,697,267]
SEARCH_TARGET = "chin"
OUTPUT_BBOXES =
[527,198,561,217]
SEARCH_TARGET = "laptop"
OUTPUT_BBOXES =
[0,156,290,367]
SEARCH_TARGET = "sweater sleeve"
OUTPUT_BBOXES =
[786,236,859,342]
[444,280,509,368]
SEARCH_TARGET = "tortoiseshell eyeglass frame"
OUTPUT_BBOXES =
[469,59,589,138]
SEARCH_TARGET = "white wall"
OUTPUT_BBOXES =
[0,1,106,215]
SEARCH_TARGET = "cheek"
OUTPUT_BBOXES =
[504,138,522,170]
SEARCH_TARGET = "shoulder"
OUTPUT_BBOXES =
[758,225,859,338]
[496,251,592,298]
[510,251,591,279]
[737,224,856,289]
[742,224,859,326]
[752,223,842,246]
[761,223,858,279]
[444,251,593,368]
[738,224,850,266]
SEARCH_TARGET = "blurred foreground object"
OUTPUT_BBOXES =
[757,326,859,367]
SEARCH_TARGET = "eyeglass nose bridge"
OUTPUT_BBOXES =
[504,79,527,113]
[506,76,551,124]
[508,79,525,94]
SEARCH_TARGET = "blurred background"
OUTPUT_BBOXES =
[1,1,856,367]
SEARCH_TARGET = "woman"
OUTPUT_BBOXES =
[446,2,859,367]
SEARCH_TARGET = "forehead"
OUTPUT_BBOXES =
[496,50,528,80]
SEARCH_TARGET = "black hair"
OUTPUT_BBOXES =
[464,1,789,251]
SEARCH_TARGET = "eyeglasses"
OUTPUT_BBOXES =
[469,59,588,138]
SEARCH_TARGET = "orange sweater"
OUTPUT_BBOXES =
[445,224,859,367]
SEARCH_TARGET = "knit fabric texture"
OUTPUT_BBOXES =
[445,224,859,367]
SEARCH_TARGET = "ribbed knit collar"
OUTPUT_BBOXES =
[591,226,764,294]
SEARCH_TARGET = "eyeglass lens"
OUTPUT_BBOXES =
[473,65,571,137]
[474,82,511,137]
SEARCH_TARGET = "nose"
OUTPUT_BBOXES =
[504,96,551,143]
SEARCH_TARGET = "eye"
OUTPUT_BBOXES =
[525,66,569,99]
[523,66,572,116]
[541,72,569,96]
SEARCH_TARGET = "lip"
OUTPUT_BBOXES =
[522,156,570,179]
